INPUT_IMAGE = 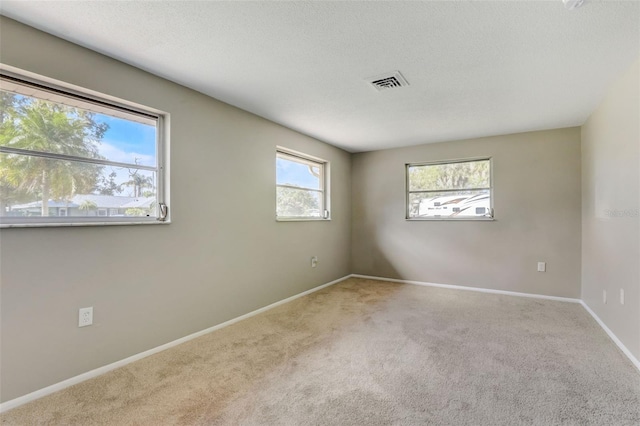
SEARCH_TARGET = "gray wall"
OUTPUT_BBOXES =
[352,128,582,298]
[581,59,640,361]
[0,17,352,402]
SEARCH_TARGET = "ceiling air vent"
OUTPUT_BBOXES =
[367,71,409,91]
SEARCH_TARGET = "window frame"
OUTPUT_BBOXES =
[0,66,169,228]
[276,147,330,222]
[406,157,494,221]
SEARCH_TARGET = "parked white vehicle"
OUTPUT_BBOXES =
[417,192,491,218]
[451,193,492,217]
[418,194,470,217]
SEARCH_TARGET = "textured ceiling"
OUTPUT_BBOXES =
[1,1,639,152]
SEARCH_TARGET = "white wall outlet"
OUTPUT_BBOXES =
[620,289,624,305]
[603,290,607,304]
[311,256,318,268]
[537,262,546,272]
[79,307,93,327]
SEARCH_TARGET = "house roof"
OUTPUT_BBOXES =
[120,198,155,209]
[12,200,74,209]
[71,194,139,209]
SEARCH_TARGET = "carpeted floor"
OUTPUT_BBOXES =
[2,277,639,425]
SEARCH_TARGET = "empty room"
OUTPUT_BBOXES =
[0,1,638,424]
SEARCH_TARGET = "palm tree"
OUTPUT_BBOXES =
[0,98,108,216]
[120,165,154,197]
[78,199,98,216]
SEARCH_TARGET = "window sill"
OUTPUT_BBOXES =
[406,217,495,222]
[276,217,331,222]
[0,220,171,229]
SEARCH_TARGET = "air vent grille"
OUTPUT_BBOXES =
[367,71,409,91]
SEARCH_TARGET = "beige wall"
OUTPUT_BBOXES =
[581,59,640,361]
[352,128,582,298]
[0,17,352,402]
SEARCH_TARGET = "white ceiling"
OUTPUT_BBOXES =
[1,1,639,153]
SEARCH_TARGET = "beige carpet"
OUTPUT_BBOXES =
[2,277,639,425]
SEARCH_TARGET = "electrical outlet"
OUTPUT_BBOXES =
[311,256,318,268]
[79,307,93,327]
[537,262,546,272]
[620,289,624,305]
[603,290,607,304]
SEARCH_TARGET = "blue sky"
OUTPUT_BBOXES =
[98,114,156,166]
[93,114,157,196]
[276,158,320,189]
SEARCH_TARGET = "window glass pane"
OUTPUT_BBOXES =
[0,73,165,226]
[1,153,157,218]
[276,155,321,190]
[408,190,490,218]
[0,89,157,167]
[276,186,322,218]
[409,160,490,191]
[96,115,156,167]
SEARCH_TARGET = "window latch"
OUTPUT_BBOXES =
[323,209,330,219]
[158,203,169,221]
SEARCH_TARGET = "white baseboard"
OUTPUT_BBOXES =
[580,301,640,373]
[0,275,351,413]
[350,274,582,303]
[350,274,640,374]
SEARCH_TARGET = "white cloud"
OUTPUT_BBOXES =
[96,142,156,196]
[98,141,155,167]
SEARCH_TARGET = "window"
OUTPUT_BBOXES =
[407,158,492,220]
[0,69,168,227]
[276,148,329,220]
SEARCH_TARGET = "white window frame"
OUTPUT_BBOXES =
[406,157,494,221]
[276,147,330,221]
[109,208,119,216]
[97,209,108,217]
[58,208,67,217]
[0,66,169,228]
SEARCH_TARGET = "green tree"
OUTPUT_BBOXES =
[409,161,490,192]
[277,186,319,217]
[0,93,30,213]
[0,96,108,216]
[96,170,121,196]
[125,207,146,217]
[0,92,24,124]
